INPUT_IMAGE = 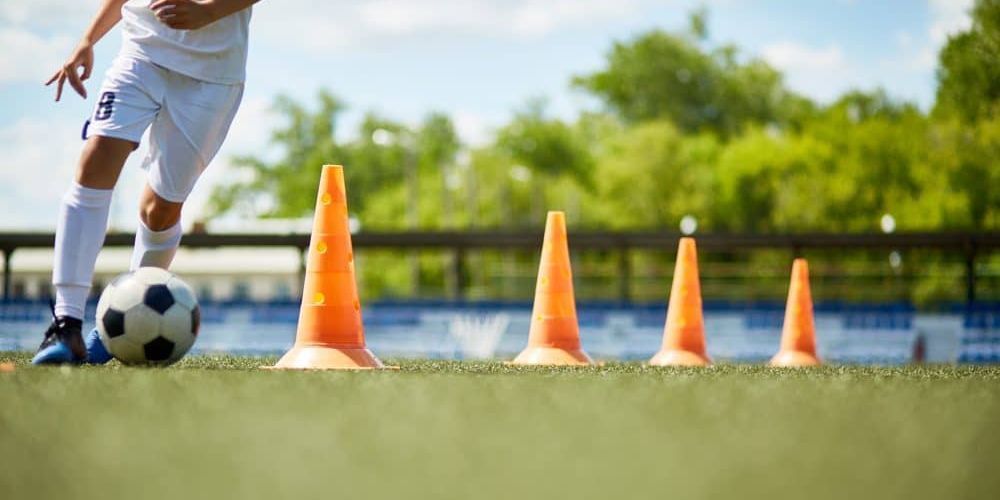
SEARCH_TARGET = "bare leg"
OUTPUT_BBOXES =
[76,136,135,188]
[138,183,183,230]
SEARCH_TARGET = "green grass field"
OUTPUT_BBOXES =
[2,353,999,500]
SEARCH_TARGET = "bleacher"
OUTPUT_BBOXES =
[2,299,998,363]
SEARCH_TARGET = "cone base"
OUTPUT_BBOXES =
[511,346,594,366]
[649,349,711,367]
[769,350,820,368]
[267,345,385,370]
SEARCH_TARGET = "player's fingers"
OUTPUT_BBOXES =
[55,74,65,101]
[81,62,92,81]
[149,0,179,11]
[70,79,87,99]
[67,68,87,99]
[45,70,61,86]
[154,3,184,16]
[153,5,176,20]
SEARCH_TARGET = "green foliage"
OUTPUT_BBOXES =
[935,0,1000,122]
[581,120,718,229]
[496,100,594,184]
[572,26,809,137]
[929,116,1000,229]
[930,0,1000,229]
[208,90,347,218]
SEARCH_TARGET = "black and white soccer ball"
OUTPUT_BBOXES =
[96,267,200,366]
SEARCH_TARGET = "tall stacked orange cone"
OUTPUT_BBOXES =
[511,212,594,366]
[649,238,711,367]
[269,165,384,370]
[770,259,821,367]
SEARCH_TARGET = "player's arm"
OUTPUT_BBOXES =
[45,0,129,101]
[150,0,260,30]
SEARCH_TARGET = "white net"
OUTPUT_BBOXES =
[448,313,509,359]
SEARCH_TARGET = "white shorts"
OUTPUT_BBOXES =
[86,56,244,203]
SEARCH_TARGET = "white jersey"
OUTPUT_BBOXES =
[119,0,252,85]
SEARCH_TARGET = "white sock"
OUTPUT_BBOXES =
[53,182,113,320]
[130,220,182,270]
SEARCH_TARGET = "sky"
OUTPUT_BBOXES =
[0,0,975,231]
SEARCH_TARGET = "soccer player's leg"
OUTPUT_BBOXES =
[36,58,164,365]
[84,186,183,365]
[81,175,187,364]
[131,184,183,270]
[130,71,244,272]
[85,71,245,365]
[34,136,134,365]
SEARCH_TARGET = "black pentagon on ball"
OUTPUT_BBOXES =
[191,306,201,336]
[102,309,126,338]
[144,336,175,362]
[143,284,175,314]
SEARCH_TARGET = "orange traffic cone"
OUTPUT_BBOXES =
[649,238,711,367]
[269,165,385,370]
[770,259,821,367]
[511,211,594,366]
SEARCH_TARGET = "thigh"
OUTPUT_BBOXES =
[76,136,136,189]
[85,57,165,145]
[143,76,244,203]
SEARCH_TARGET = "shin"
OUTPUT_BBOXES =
[52,136,133,319]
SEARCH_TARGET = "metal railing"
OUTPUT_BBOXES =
[2,230,997,304]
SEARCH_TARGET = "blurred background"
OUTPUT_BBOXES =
[1,0,997,363]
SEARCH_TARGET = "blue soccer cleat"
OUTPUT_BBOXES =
[84,328,113,365]
[31,316,86,365]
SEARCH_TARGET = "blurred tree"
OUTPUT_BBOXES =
[496,99,594,224]
[712,128,836,232]
[208,90,349,218]
[932,0,1000,229]
[573,19,812,137]
[935,0,1000,122]
[580,120,718,229]
[805,90,938,231]
[417,113,460,172]
[929,116,1000,229]
[416,113,461,228]
[348,113,410,214]
[208,92,462,229]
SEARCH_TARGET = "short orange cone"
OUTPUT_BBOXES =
[269,165,385,370]
[770,259,821,367]
[649,238,711,367]
[511,211,594,366]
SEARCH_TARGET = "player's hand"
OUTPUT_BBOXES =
[45,42,94,101]
[150,0,218,30]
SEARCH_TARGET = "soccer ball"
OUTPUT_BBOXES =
[96,267,200,366]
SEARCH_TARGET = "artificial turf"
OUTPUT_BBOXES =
[1,352,999,500]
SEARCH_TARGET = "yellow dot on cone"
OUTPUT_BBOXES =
[316,241,328,254]
[314,293,326,305]
[321,193,333,205]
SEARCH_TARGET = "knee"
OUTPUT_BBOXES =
[139,195,182,231]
